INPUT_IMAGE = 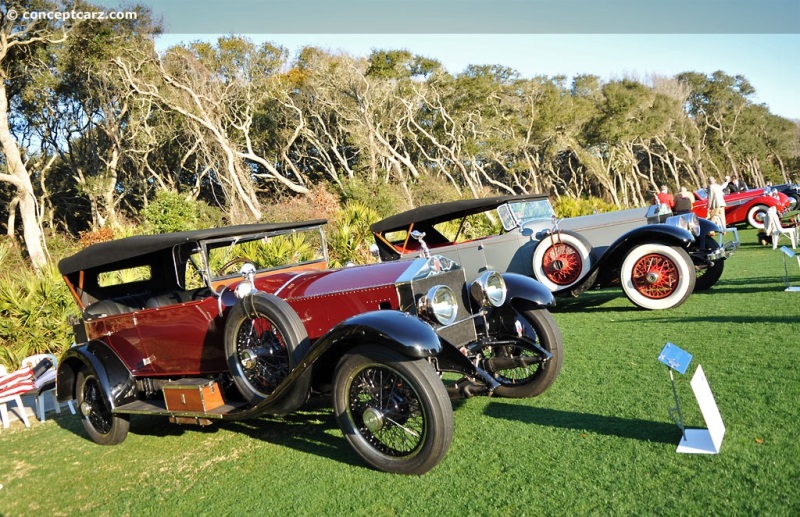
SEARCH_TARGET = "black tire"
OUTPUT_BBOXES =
[224,294,310,409]
[76,368,130,445]
[333,346,454,475]
[746,204,768,229]
[694,259,725,291]
[620,244,696,310]
[484,307,563,398]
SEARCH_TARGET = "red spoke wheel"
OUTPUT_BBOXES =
[631,253,680,299]
[620,244,695,310]
[533,232,591,292]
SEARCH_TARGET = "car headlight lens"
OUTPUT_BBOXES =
[470,271,507,307]
[665,213,701,236]
[418,285,458,325]
[235,280,255,299]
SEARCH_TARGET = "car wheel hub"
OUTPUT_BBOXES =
[80,401,93,417]
[239,348,258,370]
[645,271,660,284]
[362,407,385,433]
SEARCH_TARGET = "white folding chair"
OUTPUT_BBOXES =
[764,206,797,250]
[21,354,76,422]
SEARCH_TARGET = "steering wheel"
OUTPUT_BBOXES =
[216,257,251,277]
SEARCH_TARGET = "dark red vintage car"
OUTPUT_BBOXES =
[692,187,791,228]
[56,221,562,474]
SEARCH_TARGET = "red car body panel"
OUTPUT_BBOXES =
[82,261,412,379]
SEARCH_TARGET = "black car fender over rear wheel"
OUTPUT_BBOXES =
[76,368,130,445]
[620,244,695,310]
[224,294,310,409]
[333,346,454,475]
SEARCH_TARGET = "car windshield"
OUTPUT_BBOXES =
[499,199,556,229]
[695,189,708,200]
[202,226,327,282]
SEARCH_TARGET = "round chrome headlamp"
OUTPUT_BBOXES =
[665,213,701,236]
[470,270,507,308]
[235,280,255,299]
[418,285,458,325]
[687,213,701,236]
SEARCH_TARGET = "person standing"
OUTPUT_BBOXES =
[731,175,748,192]
[707,177,727,229]
[655,185,675,210]
[674,186,696,214]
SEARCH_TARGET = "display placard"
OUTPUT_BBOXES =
[658,342,692,375]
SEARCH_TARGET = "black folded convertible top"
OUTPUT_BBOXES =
[370,194,547,234]
[58,220,327,275]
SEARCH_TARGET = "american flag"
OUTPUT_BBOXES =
[0,367,35,398]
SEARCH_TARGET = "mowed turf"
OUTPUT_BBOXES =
[1,228,798,515]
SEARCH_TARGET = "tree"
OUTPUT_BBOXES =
[0,0,73,269]
[114,36,312,222]
[679,71,756,182]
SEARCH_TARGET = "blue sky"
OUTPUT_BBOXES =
[96,1,800,119]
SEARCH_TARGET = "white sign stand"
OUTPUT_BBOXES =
[779,246,800,292]
[676,365,726,454]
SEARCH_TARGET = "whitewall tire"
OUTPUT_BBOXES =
[620,244,695,310]
[532,232,592,292]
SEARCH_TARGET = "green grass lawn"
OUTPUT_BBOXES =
[2,228,799,515]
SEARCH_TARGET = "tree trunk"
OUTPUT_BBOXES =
[0,81,47,269]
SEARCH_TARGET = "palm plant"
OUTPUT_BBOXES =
[328,201,380,267]
[0,265,77,369]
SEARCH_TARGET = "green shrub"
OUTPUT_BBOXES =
[328,201,381,267]
[0,265,78,369]
[340,177,410,219]
[553,196,619,218]
[142,190,224,234]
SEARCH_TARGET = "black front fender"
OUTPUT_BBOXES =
[312,310,442,358]
[695,217,722,250]
[233,310,443,420]
[501,272,556,307]
[56,341,137,409]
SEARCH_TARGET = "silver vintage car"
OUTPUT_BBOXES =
[371,195,736,310]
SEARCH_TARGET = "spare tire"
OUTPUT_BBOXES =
[532,231,592,292]
[224,293,310,413]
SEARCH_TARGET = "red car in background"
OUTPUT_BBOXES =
[692,187,791,229]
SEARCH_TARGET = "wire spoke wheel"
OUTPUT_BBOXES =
[235,315,290,396]
[631,253,680,299]
[82,375,113,434]
[333,346,453,475]
[483,306,563,398]
[77,369,129,445]
[620,244,695,310]
[347,365,424,456]
[542,243,584,286]
[225,294,310,410]
[533,232,591,292]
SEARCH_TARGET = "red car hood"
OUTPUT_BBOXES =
[270,260,414,300]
